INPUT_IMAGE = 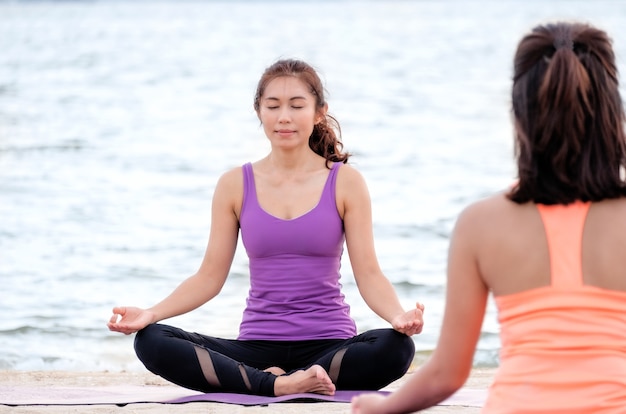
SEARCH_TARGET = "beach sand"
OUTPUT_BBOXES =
[0,368,494,413]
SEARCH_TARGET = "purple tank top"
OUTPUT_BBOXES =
[237,162,357,340]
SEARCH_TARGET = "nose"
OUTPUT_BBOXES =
[278,107,291,123]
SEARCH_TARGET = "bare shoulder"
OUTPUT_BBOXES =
[454,191,522,234]
[336,162,365,183]
[335,163,369,199]
[215,165,244,189]
[457,191,510,220]
[213,165,244,210]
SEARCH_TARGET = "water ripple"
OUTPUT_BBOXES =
[1,0,624,371]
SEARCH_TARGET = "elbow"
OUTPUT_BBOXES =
[423,374,465,407]
[440,377,465,398]
[423,359,470,403]
[445,362,470,389]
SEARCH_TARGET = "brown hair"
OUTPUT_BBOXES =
[253,59,350,167]
[507,22,626,204]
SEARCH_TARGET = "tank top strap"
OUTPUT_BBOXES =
[321,162,341,205]
[242,162,258,212]
[536,201,591,288]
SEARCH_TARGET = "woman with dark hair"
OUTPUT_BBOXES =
[352,21,626,413]
[108,59,424,397]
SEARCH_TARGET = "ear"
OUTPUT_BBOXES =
[315,103,329,124]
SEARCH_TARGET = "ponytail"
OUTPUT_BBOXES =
[535,39,591,186]
[310,114,349,166]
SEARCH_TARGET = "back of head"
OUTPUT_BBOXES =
[508,22,626,204]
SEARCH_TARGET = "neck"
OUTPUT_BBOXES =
[265,149,322,173]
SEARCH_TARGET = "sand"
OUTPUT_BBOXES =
[0,368,495,413]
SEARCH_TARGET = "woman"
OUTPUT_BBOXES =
[108,59,424,397]
[352,22,626,413]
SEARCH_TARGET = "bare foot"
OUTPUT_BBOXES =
[264,366,286,376]
[274,365,336,396]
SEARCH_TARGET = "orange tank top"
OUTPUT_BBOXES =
[483,202,626,413]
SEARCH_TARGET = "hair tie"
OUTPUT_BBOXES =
[554,37,573,50]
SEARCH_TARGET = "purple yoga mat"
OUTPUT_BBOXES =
[166,388,486,407]
[166,390,390,405]
[0,385,486,407]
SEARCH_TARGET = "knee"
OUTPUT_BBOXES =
[380,330,416,373]
[134,323,161,350]
[393,330,416,356]
[134,324,168,368]
[397,332,416,367]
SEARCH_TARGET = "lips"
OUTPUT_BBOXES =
[276,129,295,137]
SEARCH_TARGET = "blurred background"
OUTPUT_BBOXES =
[1,0,625,372]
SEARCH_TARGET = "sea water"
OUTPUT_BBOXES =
[1,0,625,371]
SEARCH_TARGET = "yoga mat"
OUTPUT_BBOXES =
[166,390,390,405]
[167,388,486,407]
[0,385,196,406]
[0,385,486,407]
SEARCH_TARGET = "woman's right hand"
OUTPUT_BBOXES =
[107,306,155,335]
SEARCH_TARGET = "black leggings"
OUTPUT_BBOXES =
[134,324,415,396]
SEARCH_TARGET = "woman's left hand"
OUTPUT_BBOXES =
[391,302,425,336]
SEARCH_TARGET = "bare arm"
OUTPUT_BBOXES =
[351,203,489,413]
[339,165,424,336]
[108,168,242,334]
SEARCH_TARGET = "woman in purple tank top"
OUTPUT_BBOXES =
[108,59,424,397]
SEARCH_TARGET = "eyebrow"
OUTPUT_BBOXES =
[263,96,308,102]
